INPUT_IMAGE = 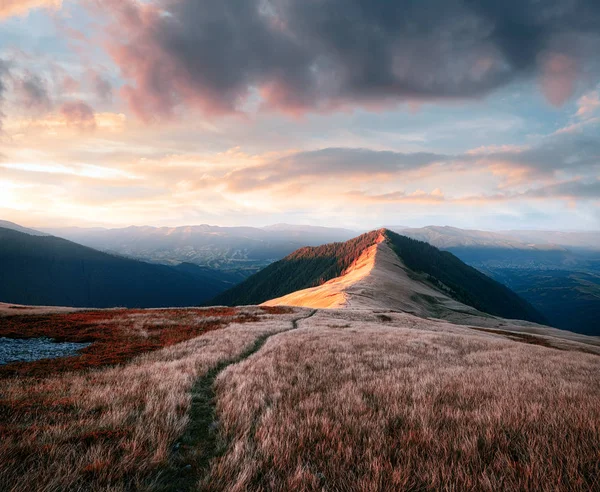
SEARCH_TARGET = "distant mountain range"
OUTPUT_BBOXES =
[0,227,237,308]
[213,229,547,326]
[393,225,600,251]
[41,224,358,276]
[2,220,598,335]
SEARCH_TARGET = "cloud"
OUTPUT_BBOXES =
[59,101,97,131]
[0,60,9,129]
[350,178,600,204]
[98,0,600,120]
[88,71,113,103]
[0,0,62,19]
[347,188,447,204]
[478,135,600,178]
[16,72,52,111]
[576,88,600,118]
[225,148,449,192]
[524,179,600,199]
[539,53,579,107]
[222,131,600,194]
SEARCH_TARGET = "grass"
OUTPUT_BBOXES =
[1,307,598,491]
[152,309,316,492]
[0,306,297,491]
[202,310,600,491]
[0,307,252,377]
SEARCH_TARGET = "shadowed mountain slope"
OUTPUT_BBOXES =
[390,225,600,336]
[211,231,383,307]
[0,228,234,308]
[0,220,47,236]
[212,229,547,325]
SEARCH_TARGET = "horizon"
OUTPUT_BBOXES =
[4,217,600,234]
[2,4,600,491]
[1,1,600,231]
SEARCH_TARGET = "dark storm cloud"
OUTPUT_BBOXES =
[104,0,600,118]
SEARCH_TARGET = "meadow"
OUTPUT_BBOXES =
[0,306,297,490]
[205,311,600,491]
[0,307,598,491]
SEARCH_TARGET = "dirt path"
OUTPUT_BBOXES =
[153,309,317,492]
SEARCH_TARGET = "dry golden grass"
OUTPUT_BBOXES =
[203,310,600,491]
[0,306,299,491]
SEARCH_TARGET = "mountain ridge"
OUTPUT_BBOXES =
[0,227,234,308]
[213,229,547,325]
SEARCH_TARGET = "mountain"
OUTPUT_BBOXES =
[394,225,600,251]
[390,225,600,335]
[482,268,600,337]
[394,225,565,250]
[500,230,600,250]
[0,220,48,237]
[212,229,547,325]
[41,223,358,275]
[0,227,235,308]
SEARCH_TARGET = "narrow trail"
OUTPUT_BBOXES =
[154,309,317,492]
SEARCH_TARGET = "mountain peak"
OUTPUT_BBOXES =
[212,229,546,325]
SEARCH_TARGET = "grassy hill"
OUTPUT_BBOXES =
[213,229,547,324]
[211,230,383,306]
[0,227,233,308]
[385,231,547,324]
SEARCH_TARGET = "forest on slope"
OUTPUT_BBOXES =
[212,229,546,324]
[0,228,233,308]
[211,231,383,306]
[385,231,546,324]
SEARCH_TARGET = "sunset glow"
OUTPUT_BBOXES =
[1,0,599,229]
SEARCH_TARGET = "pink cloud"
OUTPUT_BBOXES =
[61,75,80,94]
[539,53,578,107]
[0,0,62,19]
[576,89,600,119]
[59,100,97,131]
[92,0,600,121]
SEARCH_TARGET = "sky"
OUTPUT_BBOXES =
[0,0,599,231]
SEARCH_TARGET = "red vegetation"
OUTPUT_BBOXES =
[259,306,294,315]
[0,307,259,378]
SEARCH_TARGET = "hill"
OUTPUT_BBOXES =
[390,225,600,335]
[0,227,234,308]
[213,229,546,324]
[0,220,48,236]
[211,230,384,306]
